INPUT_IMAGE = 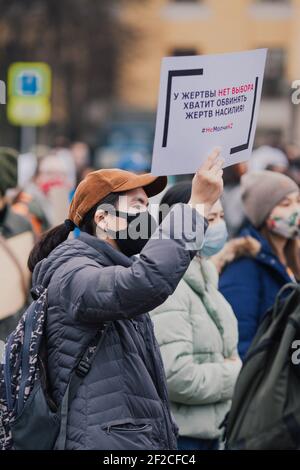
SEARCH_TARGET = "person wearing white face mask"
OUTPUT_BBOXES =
[150,182,242,451]
[219,170,300,361]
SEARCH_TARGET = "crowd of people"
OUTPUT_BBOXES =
[0,139,300,450]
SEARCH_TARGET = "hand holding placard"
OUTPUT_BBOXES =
[189,147,224,218]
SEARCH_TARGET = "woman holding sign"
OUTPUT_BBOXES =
[27,149,223,450]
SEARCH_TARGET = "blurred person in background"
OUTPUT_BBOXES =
[10,146,50,237]
[17,145,50,188]
[0,147,49,238]
[0,148,34,341]
[222,146,293,239]
[219,171,300,360]
[150,182,241,451]
[248,145,289,173]
[54,148,77,190]
[25,151,75,227]
[12,190,50,238]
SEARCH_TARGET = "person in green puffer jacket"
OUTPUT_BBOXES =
[150,182,242,451]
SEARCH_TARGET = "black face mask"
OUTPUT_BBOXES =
[107,209,157,257]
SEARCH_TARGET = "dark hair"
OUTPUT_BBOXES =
[158,181,192,224]
[28,192,121,273]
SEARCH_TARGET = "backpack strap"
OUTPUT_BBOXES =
[17,288,48,415]
[54,322,111,450]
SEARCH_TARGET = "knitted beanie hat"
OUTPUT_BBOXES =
[241,170,299,227]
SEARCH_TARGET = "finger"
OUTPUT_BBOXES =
[210,158,224,174]
[209,169,223,182]
[203,147,221,170]
[199,147,221,171]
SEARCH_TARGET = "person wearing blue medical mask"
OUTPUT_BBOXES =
[200,199,228,258]
[151,182,241,451]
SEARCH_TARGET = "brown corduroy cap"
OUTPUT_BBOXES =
[69,168,167,226]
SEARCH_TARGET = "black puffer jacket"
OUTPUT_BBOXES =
[32,204,207,450]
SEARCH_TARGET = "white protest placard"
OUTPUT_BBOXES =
[151,49,267,176]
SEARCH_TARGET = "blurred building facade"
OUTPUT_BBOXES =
[118,0,300,144]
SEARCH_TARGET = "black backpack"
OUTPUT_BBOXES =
[225,283,300,450]
[0,285,107,450]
